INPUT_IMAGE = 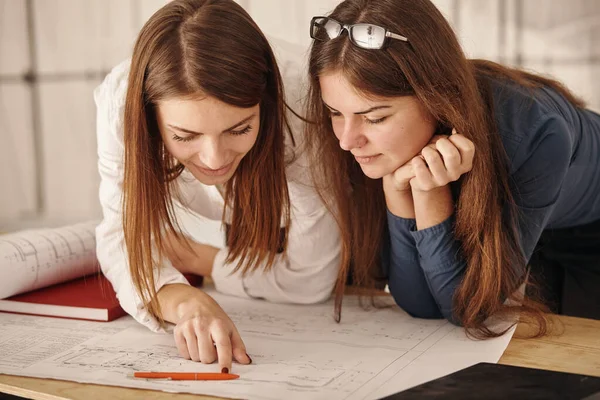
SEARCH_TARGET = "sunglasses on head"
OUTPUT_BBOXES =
[310,16,409,50]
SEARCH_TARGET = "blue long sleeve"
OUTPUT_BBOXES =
[385,212,444,319]
[386,212,464,321]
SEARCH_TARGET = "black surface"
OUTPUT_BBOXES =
[0,392,29,400]
[380,362,600,400]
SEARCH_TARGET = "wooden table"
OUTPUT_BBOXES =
[1,314,599,400]
[499,314,600,377]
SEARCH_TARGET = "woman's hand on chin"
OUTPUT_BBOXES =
[409,131,475,193]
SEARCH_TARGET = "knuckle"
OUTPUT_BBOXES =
[448,172,460,181]
[173,330,185,342]
[216,339,233,349]
[192,318,208,333]
[180,321,195,334]
[200,353,217,364]
[436,138,450,149]
[211,318,229,330]
[447,151,459,162]
[423,150,438,163]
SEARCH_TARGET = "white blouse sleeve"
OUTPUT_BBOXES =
[94,60,190,332]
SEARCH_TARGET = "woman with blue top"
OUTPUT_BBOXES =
[304,0,600,336]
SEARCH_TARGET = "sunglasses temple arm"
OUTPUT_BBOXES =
[387,31,409,42]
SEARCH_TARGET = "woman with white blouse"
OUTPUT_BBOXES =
[94,0,340,373]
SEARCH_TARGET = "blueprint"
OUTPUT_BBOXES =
[0,221,99,299]
[0,289,515,400]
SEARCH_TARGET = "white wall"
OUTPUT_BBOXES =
[1,0,599,231]
[0,0,168,230]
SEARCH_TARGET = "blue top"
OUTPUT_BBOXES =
[384,77,600,321]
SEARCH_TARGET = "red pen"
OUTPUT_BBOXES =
[133,371,240,381]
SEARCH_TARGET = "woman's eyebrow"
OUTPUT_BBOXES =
[221,114,256,132]
[354,105,391,115]
[167,113,256,136]
[322,101,391,115]
[167,124,203,136]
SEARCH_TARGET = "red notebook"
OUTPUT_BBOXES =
[0,273,203,322]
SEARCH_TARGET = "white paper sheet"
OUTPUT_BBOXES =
[0,221,99,299]
[0,289,515,400]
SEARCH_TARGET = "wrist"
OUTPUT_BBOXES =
[411,185,451,197]
[156,283,200,324]
[412,185,453,230]
[384,187,415,219]
[175,289,213,321]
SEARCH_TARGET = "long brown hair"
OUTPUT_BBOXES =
[122,0,292,323]
[305,0,584,336]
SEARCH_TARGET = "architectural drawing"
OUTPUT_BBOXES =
[0,289,515,400]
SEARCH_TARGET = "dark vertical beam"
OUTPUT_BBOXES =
[542,3,553,71]
[498,0,507,64]
[25,0,44,216]
[514,0,524,67]
[452,0,461,33]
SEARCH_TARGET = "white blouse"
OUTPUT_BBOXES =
[94,38,341,332]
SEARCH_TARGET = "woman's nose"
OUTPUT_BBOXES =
[338,121,366,151]
[197,138,227,169]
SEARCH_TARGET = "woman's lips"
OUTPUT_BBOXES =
[194,161,234,177]
[354,154,382,164]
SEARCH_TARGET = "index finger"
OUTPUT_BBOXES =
[211,329,233,373]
